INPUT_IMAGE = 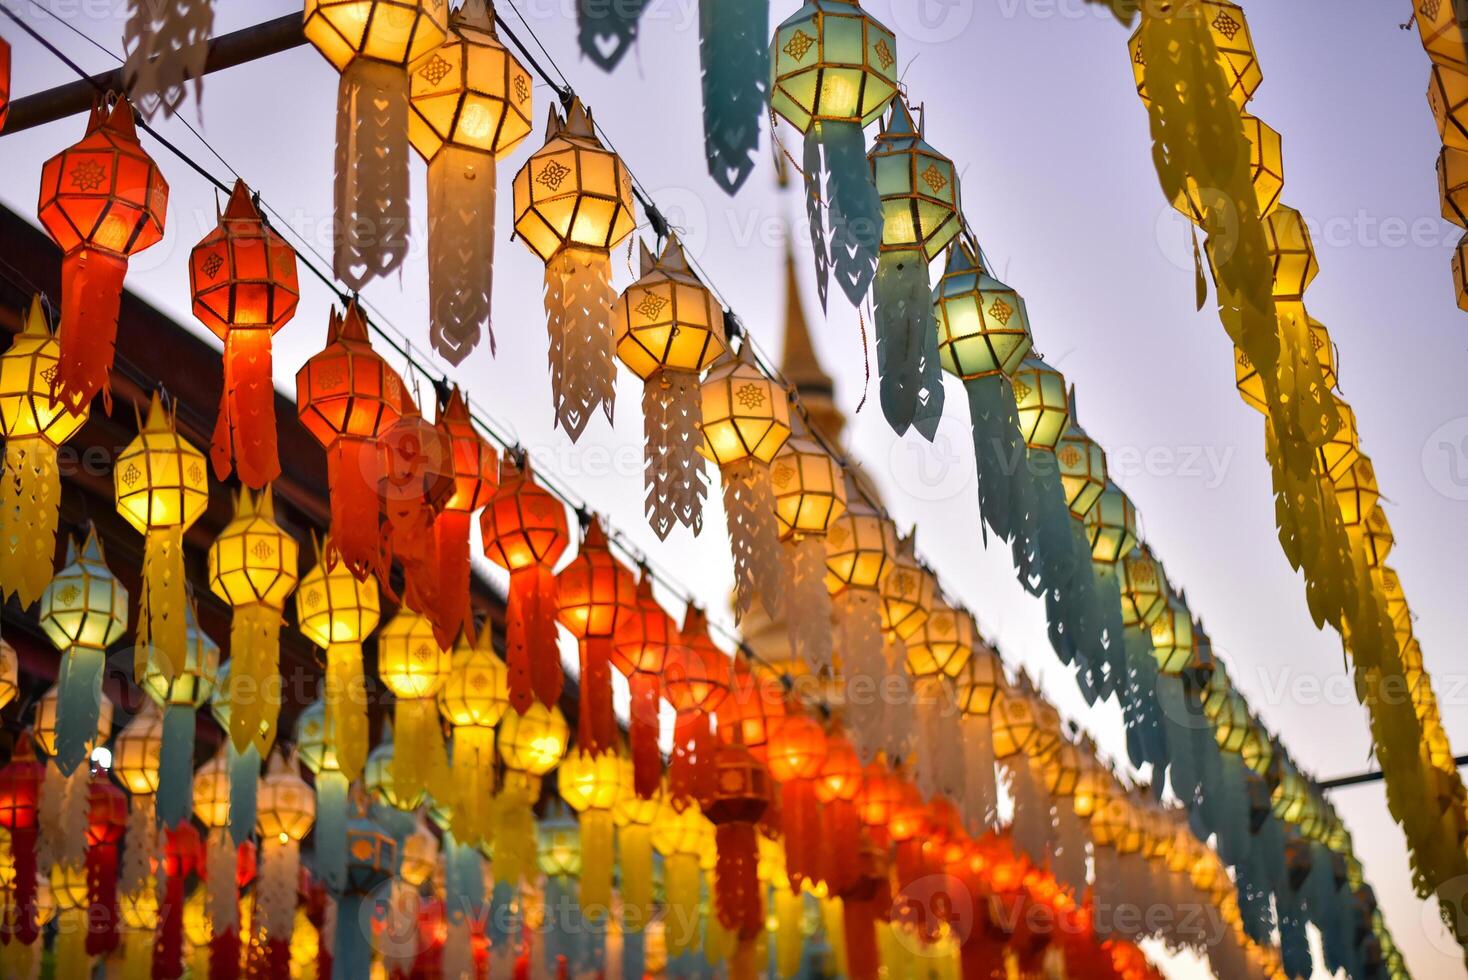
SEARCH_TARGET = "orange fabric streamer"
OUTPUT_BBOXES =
[432,388,497,650]
[612,575,676,798]
[555,522,636,754]
[663,608,731,808]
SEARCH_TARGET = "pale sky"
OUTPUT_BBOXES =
[2,1,1466,977]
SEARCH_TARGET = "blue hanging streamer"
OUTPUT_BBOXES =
[488,879,518,951]
[156,705,196,827]
[803,134,831,311]
[874,249,943,440]
[817,121,883,307]
[622,911,647,980]
[315,769,349,891]
[54,647,105,775]
[228,742,260,847]
[577,0,651,70]
[962,375,1029,546]
[699,0,768,194]
[334,895,370,980]
[543,875,575,974]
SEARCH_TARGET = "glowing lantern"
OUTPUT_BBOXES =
[770,0,898,307]
[0,297,90,607]
[430,387,498,649]
[700,347,792,619]
[1235,300,1336,413]
[114,390,207,685]
[1085,482,1137,564]
[512,97,636,440]
[376,399,453,619]
[812,733,863,892]
[0,737,44,945]
[1148,590,1196,676]
[37,98,168,413]
[557,520,638,754]
[904,596,973,681]
[1010,359,1070,452]
[378,609,454,806]
[867,96,958,438]
[1318,401,1360,484]
[407,0,532,362]
[879,532,933,644]
[190,179,300,488]
[255,755,314,958]
[495,702,568,885]
[1263,205,1318,299]
[766,715,827,890]
[304,0,445,287]
[1361,505,1395,569]
[664,608,731,808]
[38,528,127,774]
[480,458,569,710]
[718,657,787,762]
[1118,546,1166,629]
[989,684,1037,760]
[209,486,298,760]
[438,633,508,847]
[612,574,678,797]
[140,600,219,827]
[1129,0,1260,110]
[934,238,1033,381]
[702,742,772,942]
[770,432,847,674]
[1055,413,1107,521]
[559,746,623,918]
[825,491,897,716]
[1333,456,1379,533]
[616,236,728,539]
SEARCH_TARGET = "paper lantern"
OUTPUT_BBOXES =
[768,432,846,676]
[377,399,454,621]
[378,609,454,806]
[879,533,934,642]
[770,0,897,308]
[296,300,408,578]
[717,658,787,763]
[1318,400,1360,484]
[38,529,127,775]
[140,600,218,827]
[209,486,298,761]
[495,701,568,885]
[867,96,957,438]
[304,0,445,287]
[480,457,569,710]
[0,297,91,607]
[0,737,44,945]
[825,492,896,698]
[934,239,1032,381]
[904,596,973,681]
[702,741,772,941]
[512,97,635,441]
[559,746,623,918]
[1010,359,1070,452]
[498,701,569,779]
[663,608,731,809]
[1235,300,1336,413]
[112,705,163,798]
[1129,0,1260,110]
[430,387,498,650]
[190,179,300,488]
[36,98,168,412]
[1149,590,1196,676]
[1118,546,1166,629]
[1262,205,1318,299]
[557,520,638,754]
[407,0,532,363]
[766,715,827,891]
[114,390,207,686]
[616,236,728,539]
[255,755,314,958]
[612,574,677,798]
[296,534,379,783]
[1084,482,1137,565]
[438,633,508,847]
[989,684,1037,760]
[1055,413,1107,521]
[700,348,792,620]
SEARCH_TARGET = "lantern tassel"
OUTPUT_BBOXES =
[211,328,279,489]
[723,460,785,622]
[669,713,713,809]
[53,248,128,414]
[815,121,883,308]
[156,704,196,827]
[579,809,615,919]
[4,825,38,944]
[714,823,762,940]
[698,0,768,194]
[324,643,369,782]
[962,374,1031,546]
[449,726,496,848]
[314,768,349,892]
[783,537,833,676]
[619,823,653,932]
[155,826,190,979]
[959,715,997,836]
[427,146,496,364]
[392,697,454,807]
[578,638,618,756]
[507,565,563,712]
[327,437,387,581]
[227,603,281,759]
[53,645,104,775]
[643,370,707,540]
[333,58,410,289]
[663,852,701,958]
[205,828,239,975]
[85,828,120,955]
[842,897,880,980]
[874,248,944,441]
[258,836,299,950]
[628,673,662,799]
[140,525,189,682]
[545,246,617,442]
[433,509,474,651]
[1120,625,1168,775]
[781,779,819,892]
[803,134,832,311]
[576,0,650,70]
[0,440,62,608]
[55,909,90,978]
[227,742,260,848]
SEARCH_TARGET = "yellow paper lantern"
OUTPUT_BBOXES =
[498,701,569,777]
[378,610,454,806]
[934,241,1032,381]
[700,352,792,467]
[192,749,231,830]
[1262,205,1318,299]
[988,683,1036,760]
[1148,590,1196,676]
[1235,300,1336,413]
[904,597,973,681]
[438,634,508,846]
[1129,1,1261,110]
[869,97,960,261]
[1118,546,1167,629]
[257,758,315,844]
[771,436,847,539]
[1317,400,1360,484]
[1055,414,1107,521]
[1084,482,1137,565]
[558,746,623,917]
[1430,63,1468,152]
[1010,358,1070,452]
[878,534,934,641]
[824,496,897,593]
[953,641,1001,716]
[112,704,164,797]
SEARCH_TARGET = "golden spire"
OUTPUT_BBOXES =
[781,244,845,445]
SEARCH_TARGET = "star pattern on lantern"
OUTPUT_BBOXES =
[187,462,205,486]
[69,160,107,192]
[202,252,225,279]
[784,29,815,61]
[1058,445,1081,468]
[634,293,669,320]
[413,642,433,664]
[1011,379,1031,403]
[1212,10,1241,39]
[988,297,1013,325]
[418,55,453,86]
[921,164,948,194]
[121,463,142,487]
[889,570,915,597]
[317,363,345,391]
[735,382,766,410]
[1422,0,1442,17]
[537,161,572,191]
[874,39,895,70]
[304,589,321,609]
[1237,350,1252,369]
[514,75,530,104]
[772,462,794,488]
[40,365,58,386]
[251,539,275,561]
[1131,561,1155,584]
[57,585,80,606]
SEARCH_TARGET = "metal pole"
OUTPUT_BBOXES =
[2,13,307,134]
[1317,755,1468,791]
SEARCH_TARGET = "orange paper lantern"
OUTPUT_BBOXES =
[430,386,497,649]
[612,573,678,798]
[663,608,730,809]
[556,520,637,754]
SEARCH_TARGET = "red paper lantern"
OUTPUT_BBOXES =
[0,736,45,944]
[296,300,408,579]
[379,401,454,616]
[480,458,569,710]
[556,520,637,755]
[662,608,730,809]
[766,714,826,891]
[37,98,168,413]
[431,387,498,649]
[611,574,676,799]
[190,178,300,488]
[85,775,127,956]
[701,741,772,941]
[717,658,786,762]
